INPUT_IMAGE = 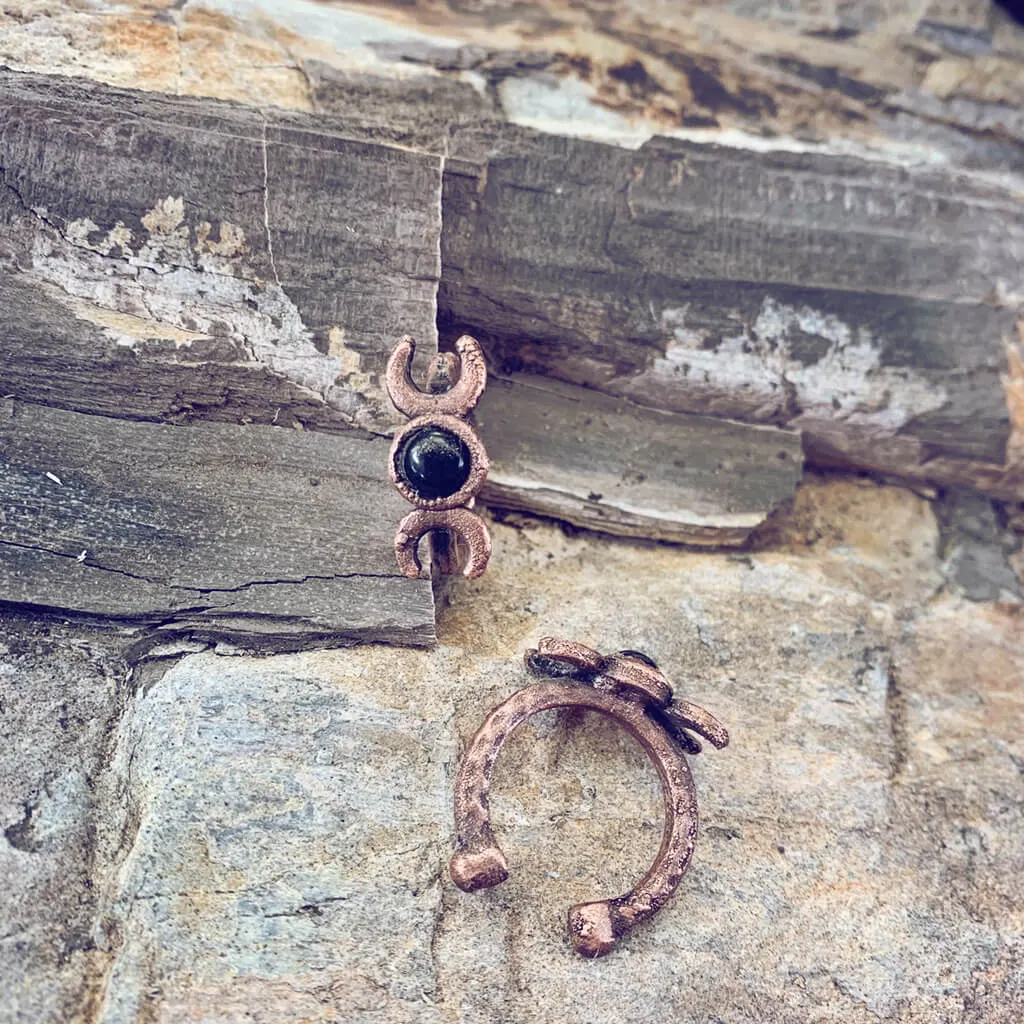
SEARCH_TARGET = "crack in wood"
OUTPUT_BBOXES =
[259,115,283,289]
[0,402,435,646]
[0,538,398,593]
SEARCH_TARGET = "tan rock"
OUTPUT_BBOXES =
[3,477,1016,1021]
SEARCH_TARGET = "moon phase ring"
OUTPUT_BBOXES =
[384,334,491,579]
[450,638,729,957]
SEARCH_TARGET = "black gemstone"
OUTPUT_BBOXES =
[618,649,659,668]
[398,426,472,500]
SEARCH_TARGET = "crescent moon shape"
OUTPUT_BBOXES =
[449,680,701,958]
[386,335,487,418]
[658,699,730,752]
[394,507,492,579]
[523,637,605,681]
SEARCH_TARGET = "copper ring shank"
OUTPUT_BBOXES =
[450,639,728,957]
[451,682,699,958]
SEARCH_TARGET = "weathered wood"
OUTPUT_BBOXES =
[0,401,434,648]
[0,72,441,645]
[2,38,1023,643]
[0,273,347,432]
[3,66,1019,506]
[440,121,1023,497]
[0,71,444,436]
[0,70,804,560]
[478,375,802,543]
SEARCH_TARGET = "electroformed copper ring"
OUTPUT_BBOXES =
[384,334,491,579]
[449,638,729,957]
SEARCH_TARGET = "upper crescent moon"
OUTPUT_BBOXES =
[385,335,487,419]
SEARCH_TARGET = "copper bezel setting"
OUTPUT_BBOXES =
[389,414,490,511]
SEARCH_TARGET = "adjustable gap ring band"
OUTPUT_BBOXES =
[450,638,729,957]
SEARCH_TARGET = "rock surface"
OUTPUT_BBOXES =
[2,3,1024,1021]
[2,476,1022,1022]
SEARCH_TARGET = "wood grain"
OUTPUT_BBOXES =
[441,122,1022,496]
[2,65,1020,643]
[0,71,443,435]
[478,376,802,543]
[0,401,434,648]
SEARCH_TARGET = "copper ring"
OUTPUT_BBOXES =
[385,334,492,579]
[389,414,490,510]
[450,638,729,957]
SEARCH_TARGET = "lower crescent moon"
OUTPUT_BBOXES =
[395,507,492,579]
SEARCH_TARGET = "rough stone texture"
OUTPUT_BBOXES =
[3,477,1022,1022]
[0,617,130,1023]
[2,3,1024,1021]
[3,1,1024,175]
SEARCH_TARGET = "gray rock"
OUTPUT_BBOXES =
[0,617,128,1023]
[4,477,1020,1022]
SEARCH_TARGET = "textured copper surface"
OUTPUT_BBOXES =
[385,334,491,578]
[450,638,729,957]
[385,334,487,418]
[395,507,492,579]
